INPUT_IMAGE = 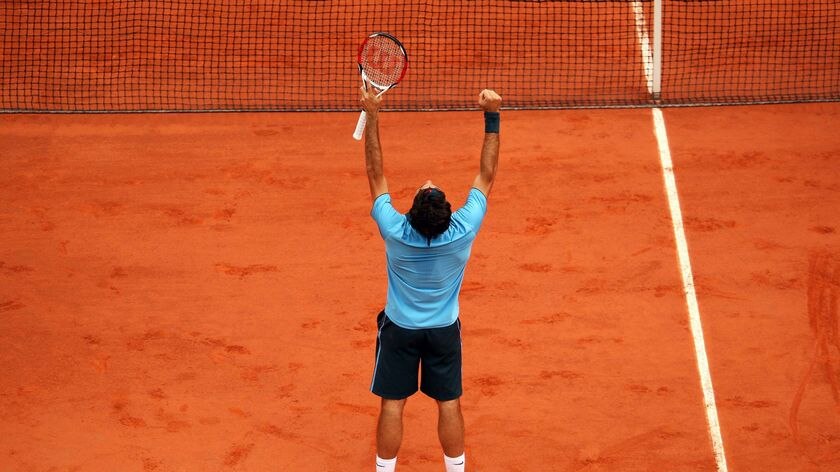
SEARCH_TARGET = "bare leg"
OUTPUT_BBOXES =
[437,398,465,457]
[377,398,407,459]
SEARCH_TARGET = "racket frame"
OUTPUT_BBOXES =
[353,32,408,140]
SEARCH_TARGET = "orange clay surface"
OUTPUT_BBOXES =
[0,104,838,471]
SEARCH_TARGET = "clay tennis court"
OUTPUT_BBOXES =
[2,103,838,471]
[2,0,839,471]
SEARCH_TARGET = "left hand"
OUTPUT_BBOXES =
[479,89,502,112]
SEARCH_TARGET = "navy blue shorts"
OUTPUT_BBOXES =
[370,311,463,401]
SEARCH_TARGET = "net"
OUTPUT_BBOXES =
[662,0,840,105]
[1,0,837,112]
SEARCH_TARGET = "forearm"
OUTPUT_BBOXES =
[479,130,499,181]
[364,113,384,178]
[471,108,500,195]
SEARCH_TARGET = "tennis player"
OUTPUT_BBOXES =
[360,85,502,472]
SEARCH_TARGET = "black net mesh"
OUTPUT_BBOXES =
[1,0,837,112]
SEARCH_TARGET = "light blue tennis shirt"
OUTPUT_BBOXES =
[371,188,488,329]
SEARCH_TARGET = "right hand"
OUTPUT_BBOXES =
[479,89,502,112]
[360,81,383,115]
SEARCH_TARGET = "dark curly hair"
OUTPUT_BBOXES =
[407,188,452,246]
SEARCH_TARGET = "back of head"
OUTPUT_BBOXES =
[407,188,452,246]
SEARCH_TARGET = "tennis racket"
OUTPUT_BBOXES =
[352,32,408,141]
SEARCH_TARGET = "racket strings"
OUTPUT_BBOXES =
[360,37,406,88]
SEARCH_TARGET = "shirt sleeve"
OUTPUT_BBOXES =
[454,188,488,233]
[370,193,405,239]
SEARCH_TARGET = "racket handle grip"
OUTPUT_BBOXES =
[352,110,367,141]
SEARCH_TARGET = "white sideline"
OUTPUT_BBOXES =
[652,108,729,472]
[632,2,730,470]
[631,1,654,94]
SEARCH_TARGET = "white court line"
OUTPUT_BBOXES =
[631,3,730,471]
[631,1,654,94]
[652,108,729,472]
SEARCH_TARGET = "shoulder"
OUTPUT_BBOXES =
[456,188,488,215]
[372,192,391,208]
[467,187,488,206]
[371,193,407,237]
[450,188,488,234]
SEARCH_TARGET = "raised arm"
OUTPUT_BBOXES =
[361,84,389,201]
[472,89,502,197]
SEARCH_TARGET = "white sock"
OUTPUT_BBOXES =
[444,453,466,472]
[376,455,397,472]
